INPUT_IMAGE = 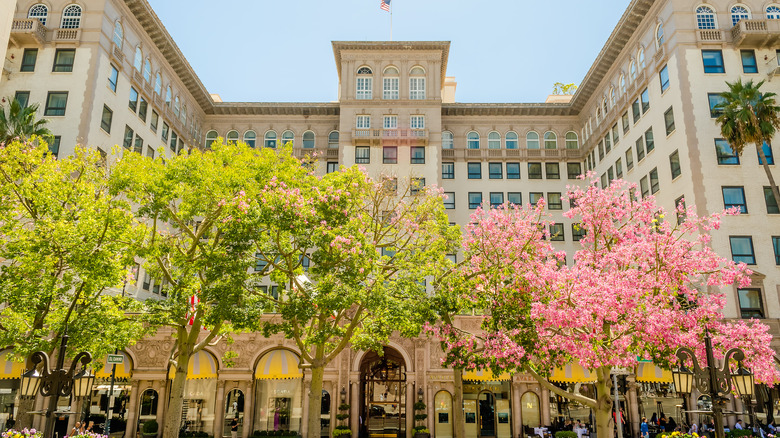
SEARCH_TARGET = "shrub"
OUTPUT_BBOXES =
[142,421,159,434]
[556,432,578,438]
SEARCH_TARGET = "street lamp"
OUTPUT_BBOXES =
[417,387,424,403]
[673,329,753,438]
[340,386,347,404]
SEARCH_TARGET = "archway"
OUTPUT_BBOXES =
[138,388,158,432]
[92,351,134,437]
[462,370,512,438]
[223,389,244,437]
[360,347,407,438]
[167,350,219,434]
[253,349,303,433]
[434,391,453,438]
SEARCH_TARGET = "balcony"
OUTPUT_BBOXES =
[731,19,780,47]
[351,129,428,146]
[52,28,81,45]
[696,29,725,44]
[444,148,581,161]
[10,19,47,46]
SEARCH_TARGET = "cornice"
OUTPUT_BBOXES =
[441,103,577,117]
[210,103,340,117]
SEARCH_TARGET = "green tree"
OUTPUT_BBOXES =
[0,97,53,145]
[552,82,578,95]
[110,140,309,438]
[246,169,459,437]
[716,79,780,207]
[0,140,146,426]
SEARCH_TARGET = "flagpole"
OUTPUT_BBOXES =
[390,1,393,41]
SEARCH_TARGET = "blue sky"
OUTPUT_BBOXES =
[147,0,630,103]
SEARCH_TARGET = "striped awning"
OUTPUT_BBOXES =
[635,362,672,383]
[255,349,302,380]
[0,350,24,380]
[95,351,133,379]
[550,363,597,383]
[462,369,512,382]
[168,350,218,380]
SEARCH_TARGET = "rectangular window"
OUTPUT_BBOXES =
[138,96,148,122]
[14,91,30,108]
[528,162,542,179]
[611,123,620,145]
[410,77,426,100]
[142,273,151,290]
[550,223,565,241]
[508,192,522,206]
[764,187,779,214]
[410,146,425,164]
[669,150,681,179]
[134,134,144,154]
[326,162,339,174]
[489,162,503,179]
[622,112,630,134]
[601,173,608,189]
[410,116,425,130]
[702,50,725,73]
[100,105,113,133]
[567,162,582,179]
[170,131,178,152]
[356,77,372,99]
[640,176,650,198]
[708,93,726,118]
[615,158,623,178]
[49,136,61,157]
[382,146,397,164]
[659,65,670,92]
[108,64,119,92]
[410,178,425,195]
[442,162,454,179]
[649,168,660,194]
[161,122,169,141]
[605,133,612,153]
[129,87,139,112]
[506,162,521,179]
[545,162,560,179]
[773,236,780,265]
[383,77,399,100]
[489,192,504,208]
[383,115,397,129]
[675,196,687,224]
[146,147,155,159]
[467,162,482,179]
[52,49,75,72]
[632,99,641,123]
[529,192,543,206]
[123,125,134,149]
[598,140,605,160]
[44,92,68,116]
[572,223,585,241]
[635,137,645,162]
[150,111,159,133]
[730,236,756,264]
[716,139,739,164]
[20,48,38,72]
[741,50,758,74]
[547,192,563,210]
[468,192,483,209]
[355,146,370,164]
[625,148,634,171]
[664,107,675,135]
[607,166,614,183]
[738,288,764,318]
[722,186,748,213]
[644,128,655,153]
[640,88,650,114]
[443,192,455,209]
[356,115,370,129]
[759,142,775,165]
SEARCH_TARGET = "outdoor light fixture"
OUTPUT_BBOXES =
[340,386,347,404]
[417,387,424,402]
[19,367,41,397]
[731,365,755,399]
[671,365,693,395]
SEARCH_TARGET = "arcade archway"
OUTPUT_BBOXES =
[360,347,407,438]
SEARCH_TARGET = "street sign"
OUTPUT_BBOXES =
[107,354,124,364]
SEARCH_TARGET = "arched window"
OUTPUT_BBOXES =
[521,392,541,428]
[264,130,277,148]
[619,75,626,94]
[165,86,172,107]
[487,131,501,149]
[506,131,518,150]
[638,48,646,69]
[328,131,339,149]
[134,47,143,72]
[154,73,162,95]
[526,131,540,149]
[629,60,637,81]
[173,96,180,117]
[442,131,454,149]
[243,130,256,148]
[409,66,426,100]
[602,98,608,114]
[544,131,558,149]
[28,4,48,26]
[303,131,315,149]
[565,131,579,149]
[435,391,453,438]
[610,87,616,105]
[356,66,373,100]
[61,4,82,29]
[467,131,480,149]
[696,5,717,29]
[731,5,750,25]
[768,5,780,19]
[205,130,218,149]
[143,58,151,83]
[139,388,159,417]
[113,21,124,49]
[655,22,665,47]
[281,130,294,147]
[383,66,399,100]
[226,130,239,144]
[180,105,187,125]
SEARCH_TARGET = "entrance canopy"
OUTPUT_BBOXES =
[95,351,133,379]
[635,362,672,383]
[549,363,597,383]
[462,369,511,382]
[0,350,24,380]
[255,349,302,380]
[168,350,218,380]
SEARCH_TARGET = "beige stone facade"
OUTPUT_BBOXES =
[3,0,780,437]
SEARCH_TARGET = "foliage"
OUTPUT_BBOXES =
[725,431,754,438]
[2,429,41,438]
[141,420,158,434]
[0,140,146,360]
[555,432,578,438]
[332,427,351,438]
[0,98,52,146]
[178,432,210,438]
[552,82,578,95]
[69,434,109,438]
[251,432,300,437]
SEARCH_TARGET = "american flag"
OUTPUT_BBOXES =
[188,292,200,326]
[380,0,390,12]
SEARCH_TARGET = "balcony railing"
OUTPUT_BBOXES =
[351,129,429,145]
[10,19,47,45]
[447,148,582,160]
[697,29,724,43]
[52,28,81,44]
[731,19,780,47]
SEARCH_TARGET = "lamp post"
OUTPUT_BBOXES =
[672,329,754,438]
[20,331,94,438]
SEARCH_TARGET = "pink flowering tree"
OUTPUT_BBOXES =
[244,168,460,437]
[430,177,779,438]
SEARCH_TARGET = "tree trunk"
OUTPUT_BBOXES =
[163,346,192,438]
[758,142,780,211]
[16,396,36,430]
[453,368,465,438]
[594,368,614,438]
[307,365,325,438]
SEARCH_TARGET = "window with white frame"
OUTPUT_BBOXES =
[265,130,277,148]
[281,130,294,147]
[768,5,780,19]
[565,132,579,149]
[731,5,750,25]
[226,130,239,144]
[165,86,171,107]
[409,67,426,100]
[61,4,82,29]
[143,58,151,83]
[113,21,124,48]
[173,96,180,117]
[544,131,557,149]
[638,48,646,69]
[244,130,256,148]
[356,115,371,129]
[356,67,373,100]
[526,131,540,149]
[328,131,339,149]
[696,5,717,28]
[610,88,616,106]
[134,47,143,72]
[655,22,664,47]
[410,115,425,130]
[467,132,480,149]
[383,66,399,100]
[630,60,637,81]
[154,73,162,95]
[28,4,48,26]
[205,130,218,149]
[303,131,315,148]
[383,115,398,129]
[488,131,501,149]
[506,131,518,149]
[442,131,454,149]
[619,75,626,94]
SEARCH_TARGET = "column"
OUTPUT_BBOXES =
[350,381,359,438]
[627,377,640,438]
[242,381,253,438]
[213,380,226,438]
[541,387,551,426]
[512,383,523,438]
[301,377,311,438]
[126,380,141,438]
[407,381,416,438]
[155,381,167,438]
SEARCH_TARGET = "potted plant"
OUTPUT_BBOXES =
[141,420,159,438]
[333,402,351,438]
[413,401,430,438]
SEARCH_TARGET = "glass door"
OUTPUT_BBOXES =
[478,392,496,437]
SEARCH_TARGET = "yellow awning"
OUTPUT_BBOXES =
[462,369,511,382]
[95,351,133,379]
[255,349,302,380]
[0,350,24,380]
[635,362,672,383]
[168,350,218,380]
[550,363,597,383]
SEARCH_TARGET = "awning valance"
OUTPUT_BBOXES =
[168,350,218,380]
[95,351,133,379]
[0,350,24,380]
[635,362,672,383]
[255,349,302,380]
[550,363,597,384]
[462,369,512,382]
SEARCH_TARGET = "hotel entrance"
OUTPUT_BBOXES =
[462,370,512,438]
[360,348,407,438]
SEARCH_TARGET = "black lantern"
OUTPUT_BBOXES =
[72,368,95,398]
[731,365,755,398]
[20,368,41,397]
[340,386,347,404]
[417,387,424,402]
[672,365,693,395]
